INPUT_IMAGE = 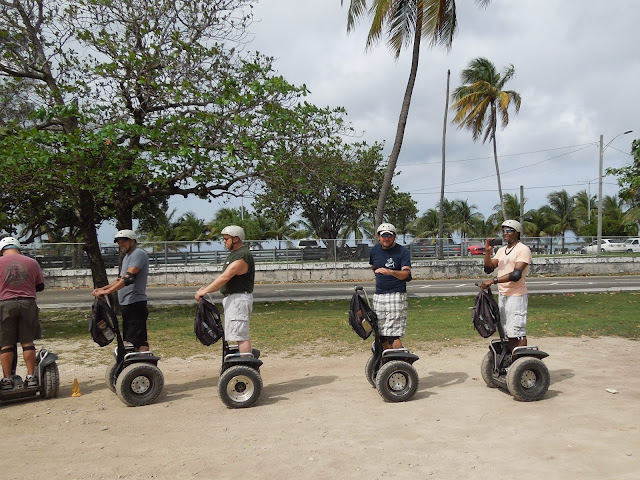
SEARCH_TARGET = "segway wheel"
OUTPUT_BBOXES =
[480,351,500,388]
[506,357,550,402]
[105,358,118,393]
[364,354,376,388]
[40,362,60,399]
[115,363,164,407]
[375,360,418,402]
[218,365,262,409]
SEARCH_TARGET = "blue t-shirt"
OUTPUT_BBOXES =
[369,243,411,294]
[118,247,149,305]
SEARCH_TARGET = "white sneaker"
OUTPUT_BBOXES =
[25,374,38,387]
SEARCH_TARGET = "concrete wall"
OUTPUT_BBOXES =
[44,255,640,288]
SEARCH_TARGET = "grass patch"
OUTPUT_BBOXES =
[40,292,639,359]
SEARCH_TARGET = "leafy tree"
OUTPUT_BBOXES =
[253,141,389,255]
[0,0,348,286]
[451,57,522,219]
[573,189,597,236]
[384,191,418,242]
[342,0,491,230]
[609,139,640,205]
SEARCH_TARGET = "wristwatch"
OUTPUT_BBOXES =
[493,277,499,285]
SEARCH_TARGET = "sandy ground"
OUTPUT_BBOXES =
[0,336,638,480]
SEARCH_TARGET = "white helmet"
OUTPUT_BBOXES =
[501,219,523,235]
[114,229,137,242]
[0,236,21,251]
[221,225,245,241]
[376,223,396,235]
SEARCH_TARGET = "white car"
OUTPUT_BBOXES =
[580,238,626,254]
[624,238,640,253]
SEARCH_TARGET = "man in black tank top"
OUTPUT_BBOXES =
[195,226,255,353]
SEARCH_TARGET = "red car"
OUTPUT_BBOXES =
[466,243,486,256]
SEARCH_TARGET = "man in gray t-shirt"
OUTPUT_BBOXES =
[92,229,150,352]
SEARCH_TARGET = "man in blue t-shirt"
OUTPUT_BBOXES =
[369,223,412,350]
[92,229,150,352]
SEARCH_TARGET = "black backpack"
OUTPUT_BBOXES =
[194,298,224,346]
[89,297,117,347]
[471,287,500,338]
[348,290,376,340]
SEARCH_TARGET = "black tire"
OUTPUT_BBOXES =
[375,360,418,402]
[218,365,262,409]
[105,358,118,393]
[364,354,376,388]
[40,363,60,399]
[115,363,164,407]
[480,351,500,388]
[506,357,550,402]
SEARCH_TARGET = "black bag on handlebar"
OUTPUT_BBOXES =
[349,290,376,340]
[194,298,224,346]
[89,297,117,347]
[471,288,500,338]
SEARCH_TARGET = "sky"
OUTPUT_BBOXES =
[101,0,639,241]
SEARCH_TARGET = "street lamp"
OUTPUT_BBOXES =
[597,130,633,257]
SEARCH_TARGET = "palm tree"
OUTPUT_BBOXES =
[487,193,523,225]
[449,199,483,240]
[573,189,596,235]
[546,190,577,252]
[451,57,522,219]
[175,212,212,252]
[342,0,491,229]
[524,207,554,252]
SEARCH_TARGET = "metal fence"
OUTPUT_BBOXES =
[19,235,635,271]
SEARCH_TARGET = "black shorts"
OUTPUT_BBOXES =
[121,301,148,347]
[0,298,42,346]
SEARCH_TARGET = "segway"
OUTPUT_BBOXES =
[475,286,551,401]
[93,297,164,407]
[349,286,419,402]
[195,297,263,408]
[0,345,60,403]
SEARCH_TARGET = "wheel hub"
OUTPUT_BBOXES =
[387,371,408,392]
[227,375,254,401]
[520,370,537,389]
[130,375,151,394]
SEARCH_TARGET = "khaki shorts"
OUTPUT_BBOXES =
[222,293,253,341]
[0,298,42,345]
[498,294,528,338]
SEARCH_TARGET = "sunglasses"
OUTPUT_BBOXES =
[502,228,516,233]
[380,233,395,238]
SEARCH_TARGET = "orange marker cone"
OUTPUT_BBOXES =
[71,378,82,397]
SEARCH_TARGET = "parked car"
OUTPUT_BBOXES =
[295,238,321,249]
[580,238,626,254]
[624,238,640,253]
[466,242,486,256]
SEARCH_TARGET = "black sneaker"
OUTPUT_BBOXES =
[25,374,38,387]
[0,377,14,390]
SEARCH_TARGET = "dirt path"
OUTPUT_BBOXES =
[1,336,638,480]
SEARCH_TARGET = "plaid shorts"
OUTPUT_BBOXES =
[372,292,408,337]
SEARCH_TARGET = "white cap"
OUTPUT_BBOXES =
[0,236,21,251]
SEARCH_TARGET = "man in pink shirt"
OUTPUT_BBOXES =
[0,237,45,390]
[481,220,532,351]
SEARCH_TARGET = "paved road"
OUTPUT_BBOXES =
[37,275,640,309]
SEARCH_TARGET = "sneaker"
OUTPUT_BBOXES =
[25,374,38,388]
[1,377,14,390]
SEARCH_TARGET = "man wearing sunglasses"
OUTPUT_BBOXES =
[369,223,412,350]
[481,219,532,351]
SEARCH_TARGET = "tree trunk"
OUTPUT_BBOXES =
[77,191,109,288]
[374,12,423,232]
[438,70,451,260]
[490,104,506,220]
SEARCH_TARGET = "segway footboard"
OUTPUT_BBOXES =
[380,348,419,365]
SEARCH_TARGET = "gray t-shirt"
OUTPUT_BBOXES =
[118,247,149,305]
